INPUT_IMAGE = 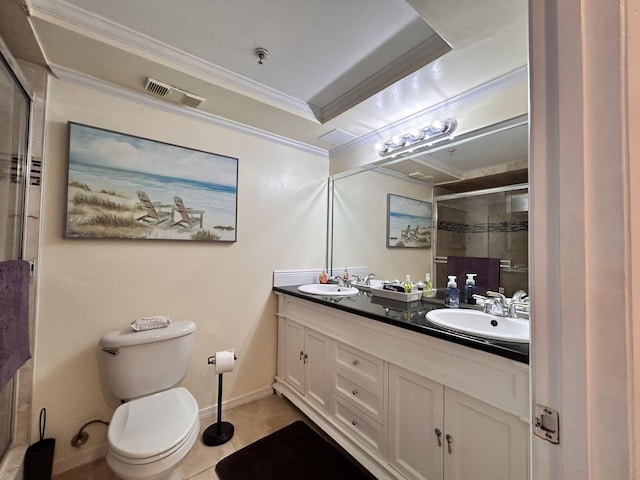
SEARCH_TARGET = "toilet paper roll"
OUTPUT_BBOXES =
[215,350,235,374]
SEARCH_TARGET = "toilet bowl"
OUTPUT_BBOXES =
[99,321,198,479]
[106,387,199,480]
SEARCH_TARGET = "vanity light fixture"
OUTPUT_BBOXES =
[375,118,458,156]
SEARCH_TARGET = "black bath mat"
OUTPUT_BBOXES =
[215,420,375,480]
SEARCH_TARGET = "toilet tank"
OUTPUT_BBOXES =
[99,320,196,400]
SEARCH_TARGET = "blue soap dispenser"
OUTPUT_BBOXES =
[445,275,460,308]
[465,273,477,304]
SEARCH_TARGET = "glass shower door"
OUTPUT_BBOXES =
[0,46,31,461]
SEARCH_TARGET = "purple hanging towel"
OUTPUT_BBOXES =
[446,256,501,295]
[0,259,31,389]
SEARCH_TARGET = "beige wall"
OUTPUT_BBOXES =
[33,78,328,469]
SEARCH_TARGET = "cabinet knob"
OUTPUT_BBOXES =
[352,389,358,396]
[445,434,453,454]
[351,419,358,426]
[303,353,308,364]
[299,350,304,360]
[435,428,442,447]
[352,359,359,366]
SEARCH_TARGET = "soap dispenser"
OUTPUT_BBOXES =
[465,273,477,304]
[445,275,460,308]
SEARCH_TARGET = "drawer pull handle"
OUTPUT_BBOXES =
[352,389,358,396]
[435,428,442,447]
[446,434,453,454]
[299,350,304,360]
[303,353,308,364]
[352,359,359,366]
[351,419,358,426]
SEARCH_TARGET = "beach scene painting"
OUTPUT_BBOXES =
[64,122,238,242]
[387,194,432,248]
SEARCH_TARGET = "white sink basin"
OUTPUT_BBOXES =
[298,284,360,296]
[426,308,529,343]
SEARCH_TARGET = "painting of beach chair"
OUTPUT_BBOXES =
[171,196,204,228]
[136,190,171,224]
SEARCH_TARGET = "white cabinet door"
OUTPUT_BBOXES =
[388,365,528,480]
[304,328,331,411]
[388,365,444,480]
[443,388,528,480]
[283,319,330,412]
[283,319,305,394]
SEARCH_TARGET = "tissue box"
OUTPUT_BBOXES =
[370,287,423,302]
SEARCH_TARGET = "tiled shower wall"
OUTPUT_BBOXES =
[435,191,528,296]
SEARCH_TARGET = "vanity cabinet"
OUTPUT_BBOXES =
[283,319,331,412]
[274,293,529,480]
[388,365,528,480]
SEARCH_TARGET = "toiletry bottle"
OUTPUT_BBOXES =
[465,273,477,304]
[425,273,432,291]
[444,275,460,308]
[319,269,328,284]
[404,275,412,293]
[343,266,349,283]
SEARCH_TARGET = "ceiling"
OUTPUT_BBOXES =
[1,0,528,173]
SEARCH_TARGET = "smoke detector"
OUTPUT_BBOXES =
[144,77,205,108]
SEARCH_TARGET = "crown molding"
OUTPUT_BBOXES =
[49,64,329,157]
[318,35,451,124]
[29,0,318,121]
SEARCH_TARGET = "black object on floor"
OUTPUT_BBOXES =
[23,408,55,480]
[215,420,375,480]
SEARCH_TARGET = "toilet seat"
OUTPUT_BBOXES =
[107,387,199,463]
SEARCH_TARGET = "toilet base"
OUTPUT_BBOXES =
[202,421,234,446]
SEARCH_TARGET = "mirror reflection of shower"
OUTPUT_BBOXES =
[434,184,529,296]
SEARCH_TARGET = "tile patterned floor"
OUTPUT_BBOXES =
[52,393,306,480]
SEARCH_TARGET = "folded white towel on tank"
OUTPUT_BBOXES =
[131,315,171,331]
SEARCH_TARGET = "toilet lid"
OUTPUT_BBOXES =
[108,387,198,460]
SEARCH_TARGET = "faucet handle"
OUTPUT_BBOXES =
[508,301,530,318]
[486,291,507,305]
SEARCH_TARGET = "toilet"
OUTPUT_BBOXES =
[99,321,199,480]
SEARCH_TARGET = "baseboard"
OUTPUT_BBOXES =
[198,386,274,419]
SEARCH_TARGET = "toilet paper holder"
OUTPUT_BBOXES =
[203,351,237,447]
[206,351,237,365]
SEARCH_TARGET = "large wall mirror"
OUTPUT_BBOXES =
[328,114,528,289]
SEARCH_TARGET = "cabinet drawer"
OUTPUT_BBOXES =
[333,366,384,423]
[332,394,387,459]
[333,341,383,387]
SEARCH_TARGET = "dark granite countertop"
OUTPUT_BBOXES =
[273,285,529,364]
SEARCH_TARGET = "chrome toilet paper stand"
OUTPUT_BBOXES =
[203,353,237,446]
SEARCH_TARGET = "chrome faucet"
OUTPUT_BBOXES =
[472,294,505,316]
[364,273,376,285]
[511,290,528,303]
[486,291,507,307]
[329,276,347,287]
[507,301,530,318]
[483,297,505,316]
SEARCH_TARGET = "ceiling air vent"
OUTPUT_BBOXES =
[145,77,172,98]
[144,77,205,109]
[180,92,205,108]
[408,171,434,181]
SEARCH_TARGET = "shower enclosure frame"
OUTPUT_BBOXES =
[0,35,33,465]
